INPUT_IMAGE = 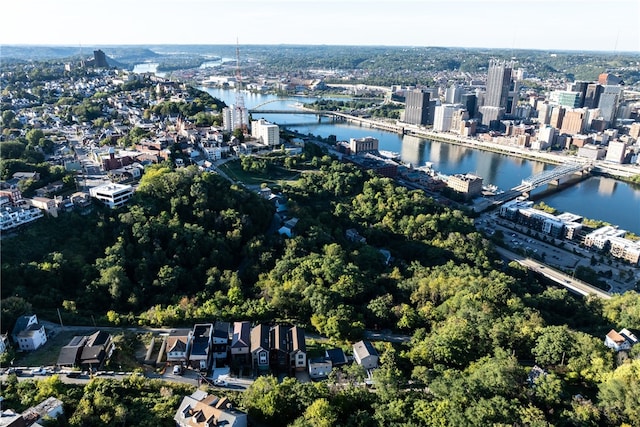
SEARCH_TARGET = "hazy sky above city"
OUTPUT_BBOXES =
[2,0,639,52]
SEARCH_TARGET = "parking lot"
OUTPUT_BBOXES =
[476,212,640,294]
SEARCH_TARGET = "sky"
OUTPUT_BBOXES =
[1,0,639,52]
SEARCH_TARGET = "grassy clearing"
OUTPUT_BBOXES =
[12,330,77,367]
[218,159,302,186]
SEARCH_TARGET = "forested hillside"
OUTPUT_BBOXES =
[2,155,640,426]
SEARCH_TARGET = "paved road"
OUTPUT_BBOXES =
[493,246,611,299]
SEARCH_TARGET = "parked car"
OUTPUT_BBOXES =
[31,367,47,375]
[172,365,183,375]
[213,378,227,387]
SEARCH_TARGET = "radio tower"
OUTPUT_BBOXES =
[234,39,246,131]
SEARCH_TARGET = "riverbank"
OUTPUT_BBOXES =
[408,128,640,181]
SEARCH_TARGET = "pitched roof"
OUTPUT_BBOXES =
[270,325,288,352]
[353,340,378,360]
[231,321,250,349]
[167,336,188,353]
[325,348,348,365]
[289,326,306,353]
[85,330,110,346]
[174,392,246,427]
[12,314,36,336]
[606,329,626,344]
[57,346,82,366]
[250,324,270,352]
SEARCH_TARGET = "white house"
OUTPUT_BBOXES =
[11,314,47,351]
[353,340,379,370]
[165,329,192,364]
[308,357,332,379]
[605,328,638,352]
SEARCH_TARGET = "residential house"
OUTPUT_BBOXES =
[165,329,192,364]
[353,340,379,370]
[308,357,332,379]
[34,181,64,197]
[230,321,250,363]
[278,217,299,238]
[250,324,270,372]
[56,330,113,369]
[79,330,114,370]
[0,206,43,231]
[21,397,64,426]
[12,171,40,182]
[28,197,58,217]
[212,321,230,367]
[346,228,366,244]
[174,390,247,427]
[325,348,348,367]
[605,328,638,352]
[189,323,213,371]
[56,335,87,368]
[11,314,47,351]
[70,192,92,210]
[270,325,289,371]
[288,326,307,372]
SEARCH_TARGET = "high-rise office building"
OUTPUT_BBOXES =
[550,106,565,130]
[536,102,552,125]
[570,81,589,107]
[404,89,431,125]
[460,93,477,118]
[557,91,582,109]
[93,50,108,68]
[445,85,463,104]
[598,85,624,126]
[560,108,587,135]
[605,140,627,164]
[485,60,513,110]
[598,73,623,86]
[584,84,603,109]
[433,104,465,132]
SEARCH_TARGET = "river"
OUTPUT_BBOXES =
[199,87,640,234]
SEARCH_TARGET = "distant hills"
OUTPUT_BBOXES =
[0,46,160,68]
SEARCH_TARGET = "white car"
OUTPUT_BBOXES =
[172,365,183,375]
[213,378,227,387]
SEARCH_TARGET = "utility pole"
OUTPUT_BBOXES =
[57,308,64,328]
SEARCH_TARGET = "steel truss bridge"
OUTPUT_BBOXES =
[514,162,592,192]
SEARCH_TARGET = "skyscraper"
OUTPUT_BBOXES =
[584,84,603,109]
[598,85,623,126]
[560,108,587,135]
[485,60,513,110]
[404,89,431,125]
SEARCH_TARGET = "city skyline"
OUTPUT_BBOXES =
[1,0,639,53]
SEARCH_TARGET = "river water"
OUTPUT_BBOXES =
[199,87,640,234]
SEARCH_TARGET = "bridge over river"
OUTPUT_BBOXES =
[492,162,593,203]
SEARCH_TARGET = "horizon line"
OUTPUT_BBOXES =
[2,43,638,55]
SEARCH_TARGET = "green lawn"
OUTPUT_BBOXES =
[11,330,77,367]
[218,159,302,186]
